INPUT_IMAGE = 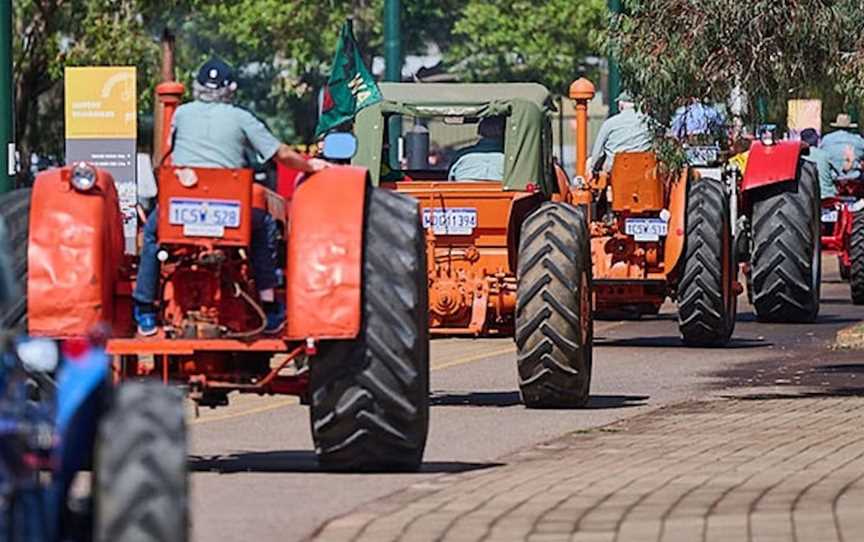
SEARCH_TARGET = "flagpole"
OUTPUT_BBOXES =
[384,0,401,166]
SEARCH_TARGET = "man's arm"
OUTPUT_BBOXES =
[275,144,329,173]
[241,109,330,173]
[587,118,613,172]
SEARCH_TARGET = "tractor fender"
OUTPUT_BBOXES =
[663,168,690,275]
[741,140,804,192]
[285,166,368,341]
[28,167,125,337]
[506,192,545,274]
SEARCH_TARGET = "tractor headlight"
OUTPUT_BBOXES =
[70,162,97,192]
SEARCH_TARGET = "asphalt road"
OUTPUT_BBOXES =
[188,256,860,542]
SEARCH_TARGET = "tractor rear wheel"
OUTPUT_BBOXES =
[750,161,821,322]
[677,177,736,346]
[94,382,188,542]
[310,187,429,472]
[849,210,864,304]
[516,202,592,408]
[0,189,31,330]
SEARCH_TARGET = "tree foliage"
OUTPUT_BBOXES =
[610,0,864,127]
[446,0,605,94]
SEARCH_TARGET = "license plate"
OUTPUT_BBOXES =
[821,209,839,223]
[422,208,478,235]
[169,198,241,238]
[624,218,668,242]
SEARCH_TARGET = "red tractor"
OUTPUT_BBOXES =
[727,134,822,321]
[14,82,430,478]
[820,170,864,303]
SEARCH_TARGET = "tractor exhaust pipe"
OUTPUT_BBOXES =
[569,78,596,180]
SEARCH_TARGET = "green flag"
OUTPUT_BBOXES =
[315,22,382,137]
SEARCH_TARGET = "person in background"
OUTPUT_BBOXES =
[670,98,726,140]
[133,58,330,336]
[800,128,836,198]
[587,91,652,173]
[820,113,864,176]
[448,116,506,181]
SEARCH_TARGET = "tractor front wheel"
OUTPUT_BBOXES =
[750,161,821,322]
[849,210,864,304]
[94,382,188,542]
[677,177,736,346]
[310,187,429,472]
[515,202,593,408]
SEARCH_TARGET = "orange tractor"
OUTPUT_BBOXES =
[352,82,594,407]
[569,82,739,346]
[16,83,430,472]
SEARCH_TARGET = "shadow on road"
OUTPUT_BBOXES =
[429,391,648,410]
[595,336,770,349]
[189,451,503,474]
[821,297,852,305]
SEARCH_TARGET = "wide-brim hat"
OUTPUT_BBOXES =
[830,113,858,129]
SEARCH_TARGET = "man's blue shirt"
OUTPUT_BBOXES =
[820,129,864,176]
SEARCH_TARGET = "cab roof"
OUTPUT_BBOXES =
[377,82,553,110]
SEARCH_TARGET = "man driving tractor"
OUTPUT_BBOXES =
[133,58,331,336]
[821,113,864,176]
[587,90,652,174]
[448,116,506,181]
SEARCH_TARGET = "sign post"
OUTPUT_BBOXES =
[0,0,13,193]
[64,66,137,253]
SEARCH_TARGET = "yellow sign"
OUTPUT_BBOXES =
[788,99,822,135]
[65,67,137,139]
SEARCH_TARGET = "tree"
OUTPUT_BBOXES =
[609,0,864,128]
[445,0,605,95]
[13,0,192,183]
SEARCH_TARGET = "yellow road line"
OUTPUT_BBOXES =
[189,320,628,425]
[190,397,298,426]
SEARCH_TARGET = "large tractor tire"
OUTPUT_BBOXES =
[94,382,188,542]
[0,189,31,330]
[310,187,429,472]
[677,177,736,346]
[750,161,821,322]
[515,202,592,408]
[849,210,864,304]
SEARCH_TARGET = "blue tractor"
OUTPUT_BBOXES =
[0,215,188,542]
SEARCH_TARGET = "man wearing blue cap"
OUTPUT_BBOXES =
[133,58,330,336]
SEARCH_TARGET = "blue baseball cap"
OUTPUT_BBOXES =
[197,58,237,90]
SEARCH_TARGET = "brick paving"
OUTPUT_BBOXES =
[311,390,864,541]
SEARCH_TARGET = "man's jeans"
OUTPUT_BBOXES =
[132,207,279,305]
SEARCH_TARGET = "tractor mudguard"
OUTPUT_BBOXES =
[663,169,690,275]
[742,140,804,192]
[285,166,368,341]
[28,167,124,337]
[506,192,545,274]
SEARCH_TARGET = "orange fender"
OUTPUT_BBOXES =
[284,166,368,341]
[28,167,124,337]
[663,168,690,276]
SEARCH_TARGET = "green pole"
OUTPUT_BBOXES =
[384,0,401,83]
[0,0,13,193]
[384,0,401,167]
[608,0,622,117]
